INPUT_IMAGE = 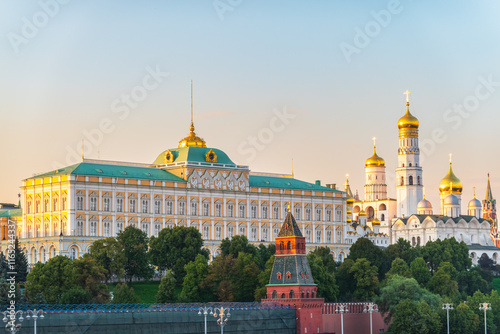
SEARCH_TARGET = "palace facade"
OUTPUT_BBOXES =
[0,118,349,264]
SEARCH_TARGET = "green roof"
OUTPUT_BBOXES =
[249,175,340,192]
[0,209,22,218]
[27,163,186,182]
[153,147,236,165]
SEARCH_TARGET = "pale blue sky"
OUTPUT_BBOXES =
[1,1,500,211]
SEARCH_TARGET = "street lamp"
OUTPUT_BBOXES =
[364,302,379,334]
[26,309,45,334]
[2,310,24,334]
[442,303,453,334]
[336,304,348,334]
[213,306,230,334]
[198,306,213,334]
[479,302,491,334]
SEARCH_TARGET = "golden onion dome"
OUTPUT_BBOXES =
[372,218,381,226]
[178,122,206,148]
[346,197,354,206]
[347,217,352,224]
[398,102,419,129]
[347,209,352,215]
[439,162,463,194]
[358,210,367,217]
[365,146,385,167]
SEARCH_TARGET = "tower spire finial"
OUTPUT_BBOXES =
[449,153,452,165]
[81,139,84,161]
[474,186,476,199]
[372,136,376,149]
[404,90,411,103]
[190,80,194,132]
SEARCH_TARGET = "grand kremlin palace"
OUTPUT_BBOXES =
[0,121,350,265]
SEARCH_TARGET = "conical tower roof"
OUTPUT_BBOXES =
[485,173,494,201]
[278,211,303,237]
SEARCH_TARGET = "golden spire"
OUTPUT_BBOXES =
[365,137,385,167]
[439,155,463,194]
[81,139,84,161]
[178,81,207,148]
[398,90,419,130]
[473,186,476,199]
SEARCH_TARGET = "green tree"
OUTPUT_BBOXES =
[457,268,490,296]
[112,283,140,304]
[234,252,260,302]
[422,238,471,275]
[427,262,458,297]
[59,287,93,304]
[25,255,76,304]
[88,237,126,283]
[254,255,274,301]
[13,238,28,283]
[203,254,237,302]
[410,257,431,286]
[386,258,411,279]
[347,237,389,277]
[309,247,337,273]
[467,290,497,333]
[307,252,338,302]
[117,226,153,282]
[256,244,276,270]
[349,258,379,301]
[181,254,211,302]
[335,259,355,301]
[385,238,417,264]
[73,254,110,304]
[376,275,440,325]
[149,226,205,282]
[156,270,176,303]
[446,303,479,334]
[389,299,441,334]
[220,236,258,258]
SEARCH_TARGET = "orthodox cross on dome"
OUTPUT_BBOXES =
[473,186,476,198]
[403,90,411,103]
[372,136,377,148]
[449,153,452,164]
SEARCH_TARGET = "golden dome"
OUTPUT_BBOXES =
[398,102,419,129]
[346,197,354,206]
[365,146,385,167]
[439,162,463,194]
[358,210,367,217]
[372,218,380,226]
[178,122,206,148]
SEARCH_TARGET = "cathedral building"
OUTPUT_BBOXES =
[0,98,350,265]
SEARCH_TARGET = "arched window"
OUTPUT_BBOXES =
[417,176,421,185]
[412,237,416,246]
[417,236,421,246]
[381,214,385,221]
[287,241,291,250]
[286,272,292,279]
[400,176,404,186]
[289,290,295,298]
[277,272,282,280]
[281,293,285,299]
[409,163,412,167]
[280,242,284,250]
[409,176,413,185]
[272,290,277,299]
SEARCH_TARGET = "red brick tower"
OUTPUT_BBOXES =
[261,209,324,334]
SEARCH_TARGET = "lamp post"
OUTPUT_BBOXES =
[479,302,491,334]
[26,309,45,334]
[198,306,213,334]
[442,303,453,334]
[364,302,378,334]
[336,304,348,334]
[213,307,230,334]
[2,310,24,334]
